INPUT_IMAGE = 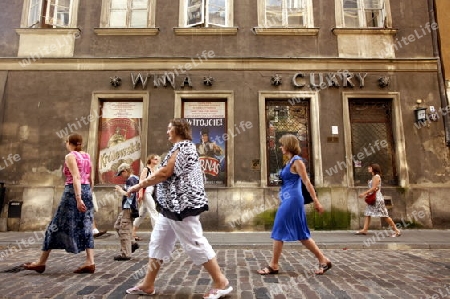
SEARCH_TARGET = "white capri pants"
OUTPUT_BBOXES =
[133,187,159,228]
[149,214,216,266]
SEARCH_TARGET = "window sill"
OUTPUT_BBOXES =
[16,28,81,36]
[173,27,238,36]
[94,28,160,36]
[332,28,398,36]
[252,27,319,36]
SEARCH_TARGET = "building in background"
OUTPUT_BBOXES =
[435,0,450,113]
[0,0,449,231]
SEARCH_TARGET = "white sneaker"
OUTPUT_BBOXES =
[92,228,99,234]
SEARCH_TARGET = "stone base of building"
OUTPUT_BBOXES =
[1,185,448,231]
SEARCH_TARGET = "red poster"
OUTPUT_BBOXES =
[97,102,142,184]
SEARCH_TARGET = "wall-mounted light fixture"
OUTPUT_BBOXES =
[414,99,427,123]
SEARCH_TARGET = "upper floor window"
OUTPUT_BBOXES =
[343,0,386,28]
[180,0,233,27]
[106,0,152,28]
[26,0,74,28]
[264,0,313,28]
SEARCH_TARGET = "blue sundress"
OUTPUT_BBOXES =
[271,155,311,241]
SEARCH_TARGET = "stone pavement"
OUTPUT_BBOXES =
[0,230,449,299]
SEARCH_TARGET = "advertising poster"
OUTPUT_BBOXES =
[184,102,226,185]
[97,102,142,184]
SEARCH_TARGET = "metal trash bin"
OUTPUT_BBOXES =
[0,182,5,214]
[8,201,22,218]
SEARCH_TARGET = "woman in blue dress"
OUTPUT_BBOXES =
[258,134,332,275]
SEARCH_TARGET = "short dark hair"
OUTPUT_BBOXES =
[370,163,381,175]
[170,118,192,141]
[67,133,82,151]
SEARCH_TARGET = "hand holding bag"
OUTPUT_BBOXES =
[365,190,377,205]
[301,181,314,205]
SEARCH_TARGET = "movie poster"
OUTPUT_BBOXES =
[97,102,142,184]
[184,102,226,185]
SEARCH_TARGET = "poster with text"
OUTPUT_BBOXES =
[97,102,142,184]
[184,102,226,185]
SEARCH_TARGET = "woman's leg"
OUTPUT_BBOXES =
[169,216,230,290]
[132,212,144,239]
[301,238,327,263]
[301,238,331,274]
[85,248,94,265]
[271,240,283,269]
[147,195,159,228]
[257,240,283,274]
[23,249,50,269]
[37,250,51,265]
[383,217,401,235]
[358,216,371,233]
[203,257,230,289]
[133,216,177,294]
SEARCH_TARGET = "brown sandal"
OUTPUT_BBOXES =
[257,265,279,275]
[23,262,46,274]
[315,261,332,275]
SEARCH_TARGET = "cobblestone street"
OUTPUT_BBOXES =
[0,246,449,299]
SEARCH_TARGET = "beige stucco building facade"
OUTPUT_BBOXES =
[0,0,449,232]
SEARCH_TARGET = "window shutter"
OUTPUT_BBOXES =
[186,0,205,27]
[45,0,71,27]
[28,0,43,27]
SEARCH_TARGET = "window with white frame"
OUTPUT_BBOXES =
[107,0,151,28]
[26,0,73,28]
[182,0,232,27]
[343,0,386,28]
[263,0,313,28]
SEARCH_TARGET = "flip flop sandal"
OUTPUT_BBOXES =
[316,261,332,275]
[391,231,402,237]
[354,231,367,235]
[257,265,279,275]
[134,236,143,241]
[203,285,233,299]
[125,286,156,295]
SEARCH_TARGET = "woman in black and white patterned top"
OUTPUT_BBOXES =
[126,118,232,299]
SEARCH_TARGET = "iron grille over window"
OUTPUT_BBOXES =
[266,99,312,186]
[349,99,397,186]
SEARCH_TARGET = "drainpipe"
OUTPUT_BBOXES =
[429,0,450,146]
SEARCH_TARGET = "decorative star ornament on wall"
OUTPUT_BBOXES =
[271,74,282,86]
[110,76,122,87]
[203,76,214,86]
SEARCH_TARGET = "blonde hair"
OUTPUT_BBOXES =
[279,134,301,155]
[146,154,160,165]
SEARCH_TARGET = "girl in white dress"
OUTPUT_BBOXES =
[132,154,160,241]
